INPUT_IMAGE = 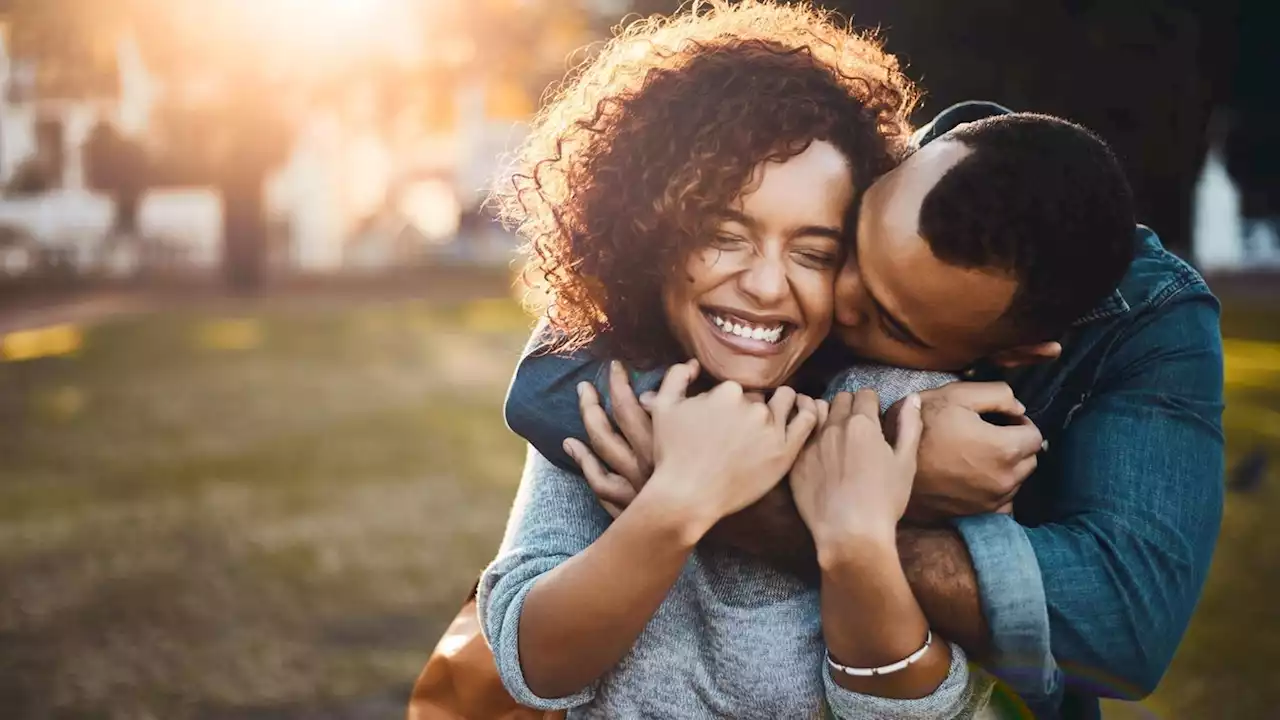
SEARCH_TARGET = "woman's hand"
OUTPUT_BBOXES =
[791,389,923,554]
[644,360,820,531]
[563,360,654,517]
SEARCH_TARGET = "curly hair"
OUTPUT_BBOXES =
[495,0,919,367]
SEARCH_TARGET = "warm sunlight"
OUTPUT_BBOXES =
[235,0,420,69]
[247,0,392,35]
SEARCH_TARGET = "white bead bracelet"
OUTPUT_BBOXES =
[826,630,933,677]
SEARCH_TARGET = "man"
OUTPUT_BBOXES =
[504,103,1225,718]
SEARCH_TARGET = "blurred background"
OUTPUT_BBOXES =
[0,0,1275,718]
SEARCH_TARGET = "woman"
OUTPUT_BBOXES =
[480,2,989,717]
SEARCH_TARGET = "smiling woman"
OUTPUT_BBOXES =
[497,0,918,377]
[662,141,853,390]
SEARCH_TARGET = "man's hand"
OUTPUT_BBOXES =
[884,381,1044,523]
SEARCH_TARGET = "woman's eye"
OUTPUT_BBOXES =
[711,234,748,249]
[794,251,837,268]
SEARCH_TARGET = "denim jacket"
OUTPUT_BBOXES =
[501,103,1225,719]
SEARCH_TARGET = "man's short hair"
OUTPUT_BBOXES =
[918,113,1136,341]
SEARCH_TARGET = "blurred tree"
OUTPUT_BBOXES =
[0,0,122,100]
[1,0,598,290]
[4,158,53,196]
[1223,0,1280,231]
[83,120,149,236]
[0,0,289,289]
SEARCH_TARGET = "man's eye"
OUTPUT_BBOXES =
[878,317,911,345]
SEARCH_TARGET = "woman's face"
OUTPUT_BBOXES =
[663,140,853,390]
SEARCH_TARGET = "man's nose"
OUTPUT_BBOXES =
[739,255,788,306]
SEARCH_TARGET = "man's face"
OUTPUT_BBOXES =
[834,139,1019,372]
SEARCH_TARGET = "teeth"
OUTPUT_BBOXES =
[707,312,786,344]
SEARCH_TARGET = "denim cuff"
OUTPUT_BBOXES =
[953,513,1063,709]
[598,365,664,417]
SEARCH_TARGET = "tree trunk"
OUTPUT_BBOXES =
[221,173,268,294]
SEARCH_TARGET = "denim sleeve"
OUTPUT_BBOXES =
[956,290,1225,707]
[503,322,668,472]
[952,513,1061,715]
[502,320,608,472]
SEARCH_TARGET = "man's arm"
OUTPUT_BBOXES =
[901,291,1225,707]
[503,321,608,472]
[897,526,991,658]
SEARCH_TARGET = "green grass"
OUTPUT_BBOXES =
[1,293,1276,718]
[0,298,535,718]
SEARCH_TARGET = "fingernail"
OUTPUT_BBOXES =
[1041,439,1050,453]
[1015,401,1026,414]
[909,394,921,409]
[576,382,587,398]
[563,439,576,457]
[611,360,622,376]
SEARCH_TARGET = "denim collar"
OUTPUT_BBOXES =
[1072,288,1131,327]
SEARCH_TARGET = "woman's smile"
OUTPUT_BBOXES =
[700,307,793,355]
[663,140,852,390]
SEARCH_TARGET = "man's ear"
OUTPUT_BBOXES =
[988,341,1062,369]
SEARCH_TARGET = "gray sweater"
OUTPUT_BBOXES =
[479,365,997,719]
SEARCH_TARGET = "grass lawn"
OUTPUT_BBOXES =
[1,290,1276,719]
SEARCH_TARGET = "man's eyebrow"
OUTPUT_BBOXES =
[868,291,933,349]
[719,209,842,241]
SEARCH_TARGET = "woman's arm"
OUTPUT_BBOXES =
[792,390,984,717]
[478,447,710,708]
[817,534,991,720]
[818,535,953,698]
[512,462,710,699]
[484,363,818,707]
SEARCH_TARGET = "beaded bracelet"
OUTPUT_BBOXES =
[825,630,933,677]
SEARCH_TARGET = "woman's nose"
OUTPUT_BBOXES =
[738,256,788,306]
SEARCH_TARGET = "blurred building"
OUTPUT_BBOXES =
[0,3,556,280]
[0,21,128,271]
[0,20,227,276]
